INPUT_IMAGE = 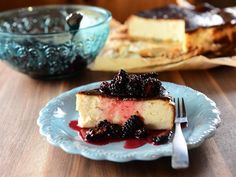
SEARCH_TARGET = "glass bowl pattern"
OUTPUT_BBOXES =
[0,5,111,79]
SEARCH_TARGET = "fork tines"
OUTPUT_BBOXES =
[174,98,188,123]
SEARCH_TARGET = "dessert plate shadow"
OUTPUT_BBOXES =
[37,81,221,162]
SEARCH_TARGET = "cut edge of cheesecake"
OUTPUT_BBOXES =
[126,15,185,42]
[126,15,187,52]
[76,91,175,130]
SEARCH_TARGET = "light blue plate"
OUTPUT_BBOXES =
[37,82,221,162]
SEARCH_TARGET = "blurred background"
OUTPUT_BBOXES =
[1,0,236,22]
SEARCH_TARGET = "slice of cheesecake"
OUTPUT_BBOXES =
[76,70,175,130]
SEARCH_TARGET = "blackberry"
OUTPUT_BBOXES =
[85,120,111,141]
[135,128,148,139]
[152,131,173,145]
[122,127,133,138]
[85,127,107,141]
[99,81,110,94]
[152,136,167,145]
[140,72,158,79]
[112,69,129,86]
[127,75,143,97]
[143,78,162,97]
[98,120,111,128]
[109,82,123,96]
[109,69,129,96]
[107,124,123,138]
[122,115,145,138]
[124,115,144,129]
[85,120,123,141]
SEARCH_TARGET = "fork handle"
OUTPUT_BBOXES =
[171,123,189,169]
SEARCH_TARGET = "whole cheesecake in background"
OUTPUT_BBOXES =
[126,3,236,56]
[90,3,236,73]
[76,70,175,131]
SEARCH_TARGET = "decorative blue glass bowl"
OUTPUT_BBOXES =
[0,5,111,79]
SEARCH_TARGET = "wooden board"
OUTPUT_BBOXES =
[0,62,236,177]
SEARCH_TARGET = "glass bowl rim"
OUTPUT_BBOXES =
[0,4,112,37]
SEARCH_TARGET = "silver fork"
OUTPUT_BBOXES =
[171,98,189,169]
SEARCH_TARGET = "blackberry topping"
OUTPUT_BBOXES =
[143,78,162,97]
[152,136,168,145]
[124,115,144,129]
[122,128,133,138]
[84,115,173,144]
[85,120,111,141]
[135,128,148,139]
[99,81,110,94]
[85,115,149,141]
[122,115,145,138]
[127,75,143,97]
[152,131,173,145]
[85,127,107,141]
[85,120,123,141]
[139,72,158,79]
[99,69,163,98]
[112,69,129,87]
[98,120,111,128]
[108,124,123,138]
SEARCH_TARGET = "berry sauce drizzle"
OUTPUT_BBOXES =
[69,120,172,149]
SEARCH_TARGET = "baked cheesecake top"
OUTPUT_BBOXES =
[136,3,236,32]
[80,70,170,99]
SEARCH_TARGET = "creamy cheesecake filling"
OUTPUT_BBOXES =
[77,94,140,127]
[101,97,141,124]
[76,94,175,130]
[126,15,186,52]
